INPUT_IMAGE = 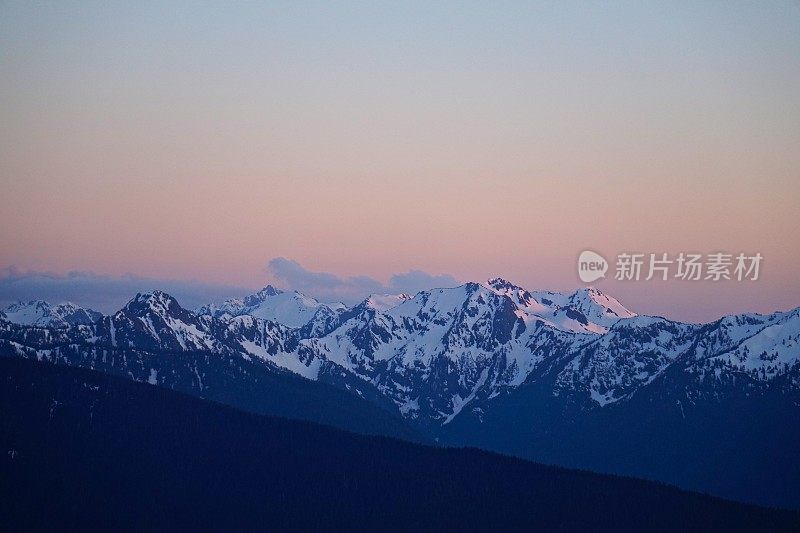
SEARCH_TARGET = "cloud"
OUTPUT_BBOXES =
[267,258,459,304]
[0,267,249,313]
[0,260,461,313]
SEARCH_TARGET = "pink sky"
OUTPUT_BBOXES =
[1,2,798,322]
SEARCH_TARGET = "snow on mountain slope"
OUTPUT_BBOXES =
[97,291,223,352]
[2,280,798,432]
[299,281,798,420]
[221,314,320,379]
[693,310,793,360]
[100,291,314,369]
[309,283,523,367]
[485,278,635,333]
[553,316,698,406]
[362,293,413,312]
[1,300,102,328]
[696,308,800,378]
[298,282,584,426]
[559,287,636,328]
[196,285,345,328]
[246,291,344,328]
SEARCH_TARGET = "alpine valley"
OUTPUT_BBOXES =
[1,279,798,510]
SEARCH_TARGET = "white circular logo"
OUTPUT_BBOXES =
[578,250,608,283]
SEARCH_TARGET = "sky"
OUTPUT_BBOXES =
[1,1,799,321]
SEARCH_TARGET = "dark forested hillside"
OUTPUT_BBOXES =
[1,358,797,531]
[0,339,423,444]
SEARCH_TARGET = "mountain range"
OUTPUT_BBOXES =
[1,279,798,509]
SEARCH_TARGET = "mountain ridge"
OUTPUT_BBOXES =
[2,281,798,424]
[1,279,798,508]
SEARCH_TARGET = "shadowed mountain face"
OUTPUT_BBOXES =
[1,281,799,509]
[2,358,797,532]
[439,358,800,510]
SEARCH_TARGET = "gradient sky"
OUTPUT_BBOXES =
[1,1,799,322]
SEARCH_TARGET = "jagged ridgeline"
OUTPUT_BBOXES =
[1,278,799,509]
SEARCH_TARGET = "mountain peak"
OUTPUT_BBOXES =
[258,284,283,297]
[243,285,284,307]
[123,291,183,317]
[568,287,635,320]
[132,290,174,302]
[464,281,482,293]
[485,277,524,292]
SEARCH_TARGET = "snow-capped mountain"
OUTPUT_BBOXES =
[291,280,655,427]
[196,285,345,328]
[297,282,552,426]
[0,291,414,440]
[98,291,225,353]
[2,280,797,431]
[1,279,797,509]
[1,300,102,328]
[485,278,635,333]
[196,278,799,431]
